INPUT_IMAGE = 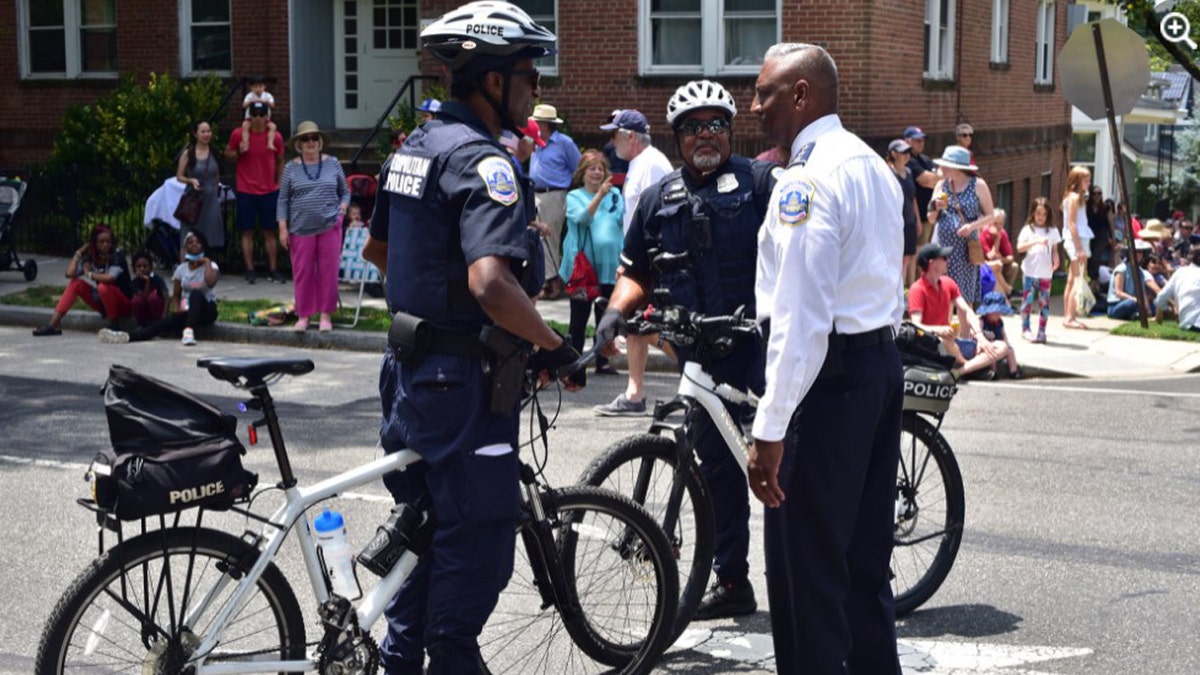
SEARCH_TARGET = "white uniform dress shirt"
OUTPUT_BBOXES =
[621,145,672,234]
[753,114,905,442]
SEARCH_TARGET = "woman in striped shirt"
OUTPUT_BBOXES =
[277,121,349,332]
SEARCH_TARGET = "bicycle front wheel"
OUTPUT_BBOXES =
[480,485,678,675]
[579,433,714,640]
[892,412,965,616]
[36,526,306,674]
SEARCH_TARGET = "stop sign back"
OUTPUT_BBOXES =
[1059,18,1151,120]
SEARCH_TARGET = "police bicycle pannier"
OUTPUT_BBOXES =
[895,322,958,414]
[89,365,257,521]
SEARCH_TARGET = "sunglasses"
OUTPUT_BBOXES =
[298,134,321,143]
[509,67,540,89]
[957,132,973,138]
[677,118,731,137]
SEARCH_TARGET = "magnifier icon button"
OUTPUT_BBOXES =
[1161,12,1198,50]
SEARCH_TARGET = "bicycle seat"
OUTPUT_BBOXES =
[197,357,315,385]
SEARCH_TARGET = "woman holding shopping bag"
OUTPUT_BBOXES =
[277,121,349,332]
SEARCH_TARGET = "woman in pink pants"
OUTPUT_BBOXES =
[33,224,133,336]
[276,121,349,332]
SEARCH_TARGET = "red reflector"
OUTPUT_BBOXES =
[248,425,258,445]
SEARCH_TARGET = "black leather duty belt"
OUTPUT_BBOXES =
[829,326,895,351]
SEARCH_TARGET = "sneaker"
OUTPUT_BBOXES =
[1034,333,1047,344]
[1010,367,1024,380]
[32,325,62,337]
[593,394,647,417]
[97,328,129,344]
[269,269,287,283]
[1021,329,1034,342]
[244,270,257,285]
[181,328,197,346]
[692,578,757,620]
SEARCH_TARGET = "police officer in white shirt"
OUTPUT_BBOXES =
[748,43,905,674]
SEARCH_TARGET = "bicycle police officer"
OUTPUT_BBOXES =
[748,43,905,673]
[595,79,777,620]
[366,4,580,673]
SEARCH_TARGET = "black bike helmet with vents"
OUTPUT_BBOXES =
[421,1,557,72]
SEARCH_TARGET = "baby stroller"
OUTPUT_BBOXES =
[0,178,37,281]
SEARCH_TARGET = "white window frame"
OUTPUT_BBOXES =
[513,0,557,75]
[16,0,118,79]
[639,0,781,77]
[1035,0,1056,85]
[991,0,1009,64]
[924,0,956,80]
[179,0,233,77]
[1145,123,1159,144]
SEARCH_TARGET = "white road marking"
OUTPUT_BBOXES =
[674,629,1092,674]
[983,381,1200,399]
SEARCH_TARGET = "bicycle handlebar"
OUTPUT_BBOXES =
[626,305,759,349]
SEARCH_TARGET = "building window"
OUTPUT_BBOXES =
[18,0,117,78]
[512,0,557,74]
[1072,131,1097,176]
[640,0,779,76]
[924,0,955,79]
[181,0,232,75]
[994,180,1013,231]
[991,0,1009,64]
[1145,123,1159,145]
[1041,172,1053,201]
[1035,0,1055,85]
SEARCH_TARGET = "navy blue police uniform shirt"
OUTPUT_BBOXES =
[370,101,542,333]
[621,155,778,319]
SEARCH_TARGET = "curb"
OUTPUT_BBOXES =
[0,304,679,371]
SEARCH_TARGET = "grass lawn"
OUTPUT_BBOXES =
[3,285,575,335]
[1110,319,1200,343]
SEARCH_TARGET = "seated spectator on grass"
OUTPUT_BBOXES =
[1106,240,1161,320]
[908,243,1010,380]
[129,252,169,328]
[98,232,219,347]
[977,290,1023,379]
[1155,248,1200,331]
[33,224,133,336]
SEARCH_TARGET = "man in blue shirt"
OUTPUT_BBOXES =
[530,103,581,299]
[365,4,581,673]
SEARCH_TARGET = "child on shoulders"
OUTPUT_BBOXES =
[241,75,278,152]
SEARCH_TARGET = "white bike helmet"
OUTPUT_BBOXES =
[665,80,737,127]
[421,1,556,72]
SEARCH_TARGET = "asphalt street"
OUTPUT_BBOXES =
[1,325,1198,674]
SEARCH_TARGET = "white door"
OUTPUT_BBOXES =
[334,0,421,129]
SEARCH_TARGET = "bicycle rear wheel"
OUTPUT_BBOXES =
[579,433,714,640]
[892,412,965,616]
[479,485,678,675]
[36,526,306,674]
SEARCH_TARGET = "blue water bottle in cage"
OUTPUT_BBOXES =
[314,509,362,600]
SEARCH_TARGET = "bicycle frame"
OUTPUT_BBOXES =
[189,447,423,674]
[650,361,755,478]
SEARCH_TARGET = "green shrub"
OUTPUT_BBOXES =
[45,72,226,217]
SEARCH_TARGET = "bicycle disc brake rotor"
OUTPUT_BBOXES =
[895,485,920,538]
[142,630,200,675]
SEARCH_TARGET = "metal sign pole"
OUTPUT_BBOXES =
[1092,23,1149,329]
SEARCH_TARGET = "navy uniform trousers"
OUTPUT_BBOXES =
[764,338,904,674]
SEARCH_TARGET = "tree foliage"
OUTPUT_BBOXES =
[1108,0,1200,80]
[45,72,226,217]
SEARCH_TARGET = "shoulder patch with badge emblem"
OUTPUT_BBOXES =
[778,180,815,227]
[477,155,519,206]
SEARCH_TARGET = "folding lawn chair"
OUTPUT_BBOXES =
[337,227,381,328]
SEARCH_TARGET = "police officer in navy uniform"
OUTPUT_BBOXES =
[366,4,580,673]
[749,43,905,673]
[594,79,777,620]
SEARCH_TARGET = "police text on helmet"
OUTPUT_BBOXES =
[465,24,504,36]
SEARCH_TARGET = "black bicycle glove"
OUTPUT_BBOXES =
[594,308,627,350]
[527,338,581,379]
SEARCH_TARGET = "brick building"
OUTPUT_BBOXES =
[3,0,1072,226]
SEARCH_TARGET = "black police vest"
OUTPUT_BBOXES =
[381,115,540,332]
[639,156,774,317]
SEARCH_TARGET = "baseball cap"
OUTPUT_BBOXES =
[917,243,953,268]
[600,109,649,134]
[518,116,547,148]
[888,139,912,154]
[903,126,926,140]
[249,101,269,116]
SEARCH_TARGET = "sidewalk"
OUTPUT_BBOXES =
[3,254,1199,378]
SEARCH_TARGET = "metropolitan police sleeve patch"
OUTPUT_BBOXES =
[778,180,814,227]
[477,156,519,206]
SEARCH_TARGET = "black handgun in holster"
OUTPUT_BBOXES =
[479,325,528,415]
[388,312,432,364]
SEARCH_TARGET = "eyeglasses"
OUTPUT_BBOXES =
[957,132,973,138]
[298,135,321,143]
[677,118,731,137]
[509,68,540,89]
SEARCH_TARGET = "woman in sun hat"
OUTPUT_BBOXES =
[276,120,349,332]
[926,144,996,311]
